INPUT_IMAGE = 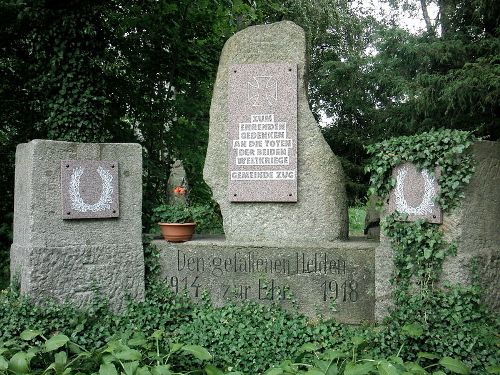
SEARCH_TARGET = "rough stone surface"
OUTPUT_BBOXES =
[61,159,119,219]
[375,141,500,320]
[155,237,376,323]
[364,195,381,239]
[10,140,144,311]
[204,21,348,243]
[167,160,187,205]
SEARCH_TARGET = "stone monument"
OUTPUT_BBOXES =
[10,140,145,311]
[204,20,348,243]
[375,141,500,320]
[155,21,377,324]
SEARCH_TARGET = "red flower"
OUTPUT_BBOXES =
[173,186,186,195]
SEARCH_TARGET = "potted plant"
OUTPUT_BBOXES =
[153,204,196,242]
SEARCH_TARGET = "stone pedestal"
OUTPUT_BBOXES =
[155,237,376,324]
[10,140,145,311]
[375,141,500,321]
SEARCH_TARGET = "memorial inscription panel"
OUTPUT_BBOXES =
[159,242,375,323]
[61,160,119,219]
[228,63,297,202]
[387,162,442,223]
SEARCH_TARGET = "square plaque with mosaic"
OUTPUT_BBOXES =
[61,160,119,219]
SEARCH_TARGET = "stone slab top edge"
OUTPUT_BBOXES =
[151,237,378,251]
[23,139,142,148]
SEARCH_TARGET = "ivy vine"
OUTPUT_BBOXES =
[366,129,476,297]
[365,128,476,212]
[382,213,457,292]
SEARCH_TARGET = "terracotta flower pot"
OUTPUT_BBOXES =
[158,222,196,243]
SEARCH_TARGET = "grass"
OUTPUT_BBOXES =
[348,206,366,236]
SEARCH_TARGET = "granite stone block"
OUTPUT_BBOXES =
[10,140,145,311]
[155,237,376,323]
[204,21,348,244]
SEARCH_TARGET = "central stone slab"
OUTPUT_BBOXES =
[155,238,376,323]
[204,21,348,243]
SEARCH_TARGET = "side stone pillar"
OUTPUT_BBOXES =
[375,141,500,321]
[10,140,145,311]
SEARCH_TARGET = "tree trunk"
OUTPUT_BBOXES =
[420,0,433,33]
[438,0,453,37]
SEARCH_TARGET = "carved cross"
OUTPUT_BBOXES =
[247,76,278,107]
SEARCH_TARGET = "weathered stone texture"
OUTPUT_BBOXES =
[441,141,500,311]
[375,141,500,321]
[155,237,376,323]
[10,140,145,311]
[204,21,348,244]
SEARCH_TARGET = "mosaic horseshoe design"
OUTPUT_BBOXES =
[69,166,114,213]
[395,166,436,215]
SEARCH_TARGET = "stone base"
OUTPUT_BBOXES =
[10,243,144,312]
[155,236,376,324]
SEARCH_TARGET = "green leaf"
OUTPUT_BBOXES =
[344,361,375,375]
[404,362,426,374]
[378,361,400,375]
[423,248,432,259]
[417,352,439,360]
[402,323,424,338]
[306,368,325,375]
[8,352,29,374]
[204,364,224,375]
[263,368,284,375]
[169,343,183,353]
[20,329,42,341]
[45,334,70,352]
[351,336,365,346]
[0,356,8,370]
[151,365,171,375]
[55,351,68,374]
[128,338,147,347]
[323,350,347,360]
[114,349,142,361]
[99,363,118,375]
[123,361,140,375]
[151,330,163,340]
[136,367,152,375]
[181,345,212,361]
[439,357,470,374]
[300,342,322,353]
[326,363,339,375]
[486,365,500,374]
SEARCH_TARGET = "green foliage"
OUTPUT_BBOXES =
[365,129,476,212]
[0,327,223,375]
[152,205,196,224]
[1,280,497,375]
[150,204,223,234]
[348,207,367,236]
[382,214,456,292]
[264,338,473,374]
[369,287,499,374]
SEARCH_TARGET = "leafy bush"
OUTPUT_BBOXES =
[0,281,498,375]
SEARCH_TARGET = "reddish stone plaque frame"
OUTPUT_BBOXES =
[228,63,297,202]
[61,160,119,219]
[387,162,442,223]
